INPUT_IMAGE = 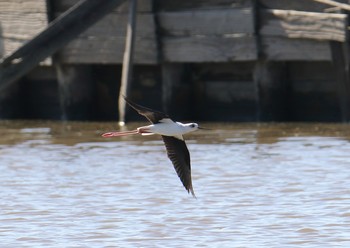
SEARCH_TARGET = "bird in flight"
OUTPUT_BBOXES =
[102,96,205,197]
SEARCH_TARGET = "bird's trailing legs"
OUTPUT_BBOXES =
[102,130,139,137]
[102,126,154,138]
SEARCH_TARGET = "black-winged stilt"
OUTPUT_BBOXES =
[102,96,205,197]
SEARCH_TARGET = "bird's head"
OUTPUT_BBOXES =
[184,123,208,132]
[186,123,199,130]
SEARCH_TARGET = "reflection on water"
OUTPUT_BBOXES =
[1,121,350,247]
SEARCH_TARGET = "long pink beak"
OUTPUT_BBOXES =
[102,130,139,138]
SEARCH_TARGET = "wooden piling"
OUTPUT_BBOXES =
[161,63,191,119]
[0,83,19,119]
[253,61,288,121]
[329,5,350,122]
[118,0,137,126]
[331,41,350,122]
[56,65,95,120]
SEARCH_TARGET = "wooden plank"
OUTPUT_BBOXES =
[157,0,253,11]
[0,0,48,58]
[260,9,347,42]
[57,13,157,64]
[58,37,157,64]
[55,13,155,37]
[158,8,254,36]
[162,36,257,62]
[0,13,47,38]
[0,0,47,13]
[54,0,153,13]
[262,37,332,61]
[259,0,334,12]
[313,0,350,12]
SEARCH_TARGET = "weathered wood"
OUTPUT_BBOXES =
[119,0,137,126]
[259,0,333,12]
[57,13,157,64]
[260,9,347,42]
[289,62,335,82]
[54,0,152,13]
[58,37,156,64]
[254,61,287,121]
[54,13,155,36]
[162,36,257,62]
[157,4,255,63]
[199,80,257,121]
[161,63,190,119]
[331,41,350,122]
[205,81,257,101]
[158,8,254,36]
[0,0,127,92]
[192,62,257,121]
[287,61,341,121]
[0,15,47,40]
[0,82,19,119]
[21,67,61,119]
[56,65,95,120]
[157,0,253,11]
[262,37,332,61]
[0,0,47,12]
[0,0,47,58]
[313,0,350,12]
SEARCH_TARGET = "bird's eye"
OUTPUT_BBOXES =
[191,124,195,128]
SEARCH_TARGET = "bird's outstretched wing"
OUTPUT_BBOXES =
[124,96,169,124]
[161,135,195,197]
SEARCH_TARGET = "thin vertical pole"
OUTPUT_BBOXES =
[118,0,137,126]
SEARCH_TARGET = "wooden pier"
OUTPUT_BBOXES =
[1,0,350,122]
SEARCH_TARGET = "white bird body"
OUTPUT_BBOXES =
[138,118,198,139]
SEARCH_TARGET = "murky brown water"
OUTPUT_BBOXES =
[1,120,350,247]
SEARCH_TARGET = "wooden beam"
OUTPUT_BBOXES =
[55,0,152,13]
[118,0,137,126]
[0,0,126,92]
[157,0,253,11]
[260,9,347,42]
[163,36,257,62]
[0,0,49,64]
[312,0,350,12]
[157,8,255,36]
[57,13,157,64]
[259,0,336,12]
[158,6,256,63]
[262,37,332,61]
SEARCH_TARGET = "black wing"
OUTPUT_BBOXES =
[162,135,195,197]
[124,96,169,124]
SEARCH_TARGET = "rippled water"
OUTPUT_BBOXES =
[1,121,350,247]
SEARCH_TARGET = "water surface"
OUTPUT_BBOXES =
[1,121,350,247]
